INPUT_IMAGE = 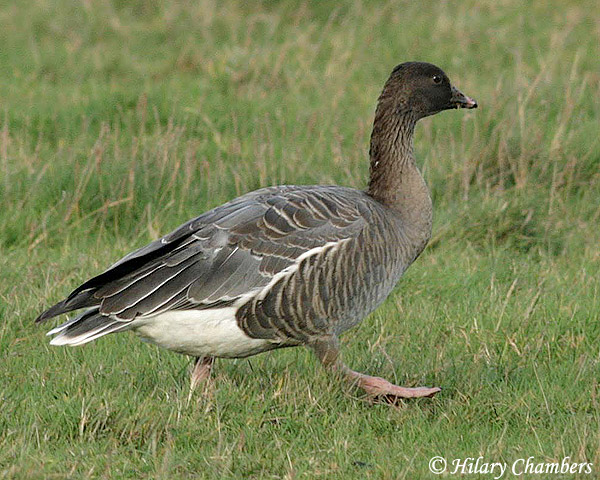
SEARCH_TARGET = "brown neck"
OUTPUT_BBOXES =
[366,107,433,239]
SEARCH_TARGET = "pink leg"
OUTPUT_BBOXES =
[311,337,440,400]
[190,356,214,390]
[346,370,440,398]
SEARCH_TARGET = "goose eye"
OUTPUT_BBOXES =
[432,75,443,85]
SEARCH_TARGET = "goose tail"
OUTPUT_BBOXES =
[47,308,130,346]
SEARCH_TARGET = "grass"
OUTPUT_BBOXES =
[1,0,600,478]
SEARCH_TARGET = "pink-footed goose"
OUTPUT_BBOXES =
[36,62,476,400]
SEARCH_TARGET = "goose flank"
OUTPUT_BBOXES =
[36,62,477,399]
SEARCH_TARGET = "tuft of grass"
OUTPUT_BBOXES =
[1,0,599,478]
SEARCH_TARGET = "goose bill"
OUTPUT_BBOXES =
[450,86,477,109]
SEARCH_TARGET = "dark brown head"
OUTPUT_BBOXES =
[377,62,477,119]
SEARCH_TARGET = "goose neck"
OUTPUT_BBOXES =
[366,110,432,242]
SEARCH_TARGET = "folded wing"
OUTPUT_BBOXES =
[36,185,369,345]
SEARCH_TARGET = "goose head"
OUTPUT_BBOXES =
[377,61,477,120]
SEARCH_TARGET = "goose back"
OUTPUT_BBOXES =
[38,184,428,350]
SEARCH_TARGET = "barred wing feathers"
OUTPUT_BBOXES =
[36,186,370,345]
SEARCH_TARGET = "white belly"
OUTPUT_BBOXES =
[131,308,274,358]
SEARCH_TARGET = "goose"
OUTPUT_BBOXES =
[36,62,476,400]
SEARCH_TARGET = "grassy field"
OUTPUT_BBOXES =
[1,0,600,478]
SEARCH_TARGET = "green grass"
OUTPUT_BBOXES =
[2,0,600,478]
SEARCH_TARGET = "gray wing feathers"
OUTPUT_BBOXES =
[37,185,372,345]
